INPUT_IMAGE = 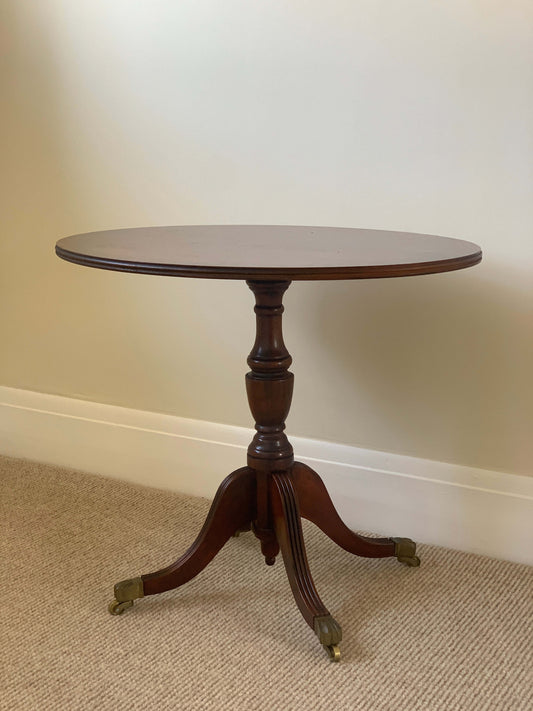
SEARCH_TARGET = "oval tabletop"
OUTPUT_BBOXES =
[56,225,482,280]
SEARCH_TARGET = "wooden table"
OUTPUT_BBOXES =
[56,225,482,662]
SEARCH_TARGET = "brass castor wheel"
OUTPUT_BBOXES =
[314,614,342,663]
[400,555,421,567]
[392,537,421,567]
[324,644,341,662]
[109,576,144,615]
[108,599,134,615]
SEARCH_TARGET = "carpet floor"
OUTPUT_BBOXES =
[1,455,532,710]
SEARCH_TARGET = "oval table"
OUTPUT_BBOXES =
[56,225,482,662]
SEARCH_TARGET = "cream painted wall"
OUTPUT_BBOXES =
[1,1,532,477]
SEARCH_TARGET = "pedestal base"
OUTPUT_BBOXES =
[108,461,420,662]
[108,280,420,662]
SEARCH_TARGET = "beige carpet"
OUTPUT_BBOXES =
[1,455,531,711]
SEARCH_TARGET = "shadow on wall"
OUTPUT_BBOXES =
[288,265,532,477]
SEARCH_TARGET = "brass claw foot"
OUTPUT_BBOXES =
[314,615,342,662]
[392,537,421,567]
[108,576,144,615]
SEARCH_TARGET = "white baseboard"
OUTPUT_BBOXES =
[1,386,532,565]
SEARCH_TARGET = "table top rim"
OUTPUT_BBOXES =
[55,225,482,281]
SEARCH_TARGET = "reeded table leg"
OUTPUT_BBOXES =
[271,471,342,661]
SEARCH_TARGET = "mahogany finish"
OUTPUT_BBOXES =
[142,467,255,596]
[55,225,482,660]
[292,461,396,558]
[271,470,338,640]
[56,225,481,280]
[246,281,293,565]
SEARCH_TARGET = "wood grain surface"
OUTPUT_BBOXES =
[56,225,482,280]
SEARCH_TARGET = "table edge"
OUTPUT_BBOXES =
[55,245,482,280]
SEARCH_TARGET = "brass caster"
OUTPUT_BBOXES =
[314,615,342,647]
[392,537,421,567]
[324,644,341,662]
[108,599,134,615]
[109,576,144,615]
[400,555,421,567]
